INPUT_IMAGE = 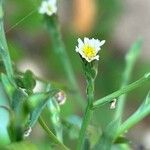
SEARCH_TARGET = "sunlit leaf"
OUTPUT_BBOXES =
[2,141,38,150]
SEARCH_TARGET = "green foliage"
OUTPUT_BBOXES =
[115,92,150,138]
[115,38,143,121]
[0,4,14,82]
[15,70,36,94]
[93,118,120,150]
[47,98,63,141]
[45,15,85,109]
[63,115,81,140]
[0,84,10,147]
[0,3,3,18]
[114,137,130,144]
[26,90,58,127]
[2,141,38,150]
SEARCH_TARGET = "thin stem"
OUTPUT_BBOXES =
[45,16,85,109]
[77,78,94,150]
[115,39,142,120]
[38,116,69,150]
[93,73,150,109]
[0,1,14,82]
[115,92,150,139]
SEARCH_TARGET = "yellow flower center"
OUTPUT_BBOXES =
[83,45,96,59]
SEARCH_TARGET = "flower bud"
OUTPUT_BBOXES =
[110,99,117,109]
[55,91,66,105]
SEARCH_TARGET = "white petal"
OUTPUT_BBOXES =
[89,38,95,47]
[53,6,57,13]
[39,1,48,14]
[93,55,99,60]
[83,56,91,62]
[78,50,87,59]
[77,38,84,48]
[75,46,79,52]
[75,37,105,62]
[39,8,45,14]
[84,37,90,44]
[100,40,106,46]
[39,0,57,16]
[48,0,57,5]
[48,0,57,11]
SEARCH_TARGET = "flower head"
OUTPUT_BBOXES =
[39,0,57,16]
[75,37,105,62]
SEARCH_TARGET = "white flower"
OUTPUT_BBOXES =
[39,0,57,16]
[75,37,105,62]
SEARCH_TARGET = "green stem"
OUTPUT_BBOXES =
[0,1,13,146]
[0,84,11,147]
[0,1,14,82]
[115,92,150,139]
[93,72,150,109]
[77,78,94,150]
[45,16,85,109]
[115,39,142,121]
[38,116,69,150]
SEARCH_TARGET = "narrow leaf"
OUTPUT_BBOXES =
[2,141,38,150]
[26,90,58,127]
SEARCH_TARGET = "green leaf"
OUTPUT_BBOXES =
[7,96,29,142]
[47,98,63,142]
[0,4,3,19]
[63,115,82,140]
[115,38,142,120]
[0,83,11,147]
[0,7,14,82]
[26,90,58,127]
[93,73,150,109]
[22,70,36,92]
[1,73,16,102]
[1,73,27,113]
[93,118,120,150]
[15,70,36,94]
[114,136,130,144]
[1,74,29,141]
[7,89,28,142]
[2,141,38,150]
[12,88,27,112]
[115,92,150,138]
[125,38,142,63]
[83,138,90,150]
[15,76,25,89]
[87,125,101,148]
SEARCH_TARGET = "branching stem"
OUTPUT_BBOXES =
[77,78,94,150]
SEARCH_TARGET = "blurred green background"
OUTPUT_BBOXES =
[2,0,150,149]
